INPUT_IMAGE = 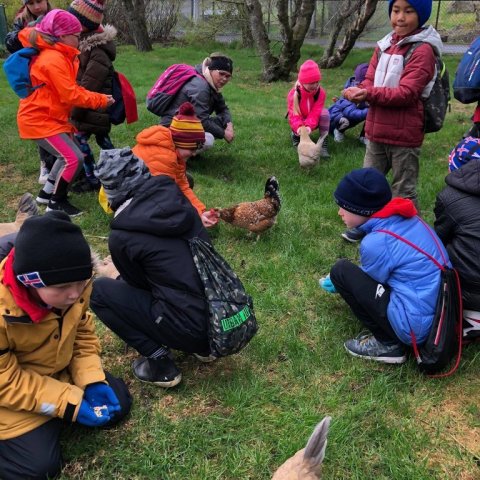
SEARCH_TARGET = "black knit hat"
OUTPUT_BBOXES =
[334,168,392,216]
[208,54,233,74]
[14,211,92,288]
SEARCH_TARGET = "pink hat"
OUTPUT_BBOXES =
[298,60,321,84]
[35,9,82,38]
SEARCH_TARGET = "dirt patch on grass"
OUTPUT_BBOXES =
[416,382,480,477]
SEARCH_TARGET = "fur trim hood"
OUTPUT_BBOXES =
[79,24,117,53]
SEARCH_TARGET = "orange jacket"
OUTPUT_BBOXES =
[16,29,108,139]
[132,126,206,216]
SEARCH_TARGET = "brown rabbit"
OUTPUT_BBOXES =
[272,416,331,480]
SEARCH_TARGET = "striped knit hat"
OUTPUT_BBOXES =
[170,102,205,150]
[68,0,105,31]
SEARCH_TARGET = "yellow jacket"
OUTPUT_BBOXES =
[0,257,105,440]
[132,125,206,216]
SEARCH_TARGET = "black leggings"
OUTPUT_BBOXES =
[330,259,400,344]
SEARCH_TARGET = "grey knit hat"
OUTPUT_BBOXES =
[95,148,151,211]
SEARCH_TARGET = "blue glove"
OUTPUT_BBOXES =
[319,275,337,293]
[84,383,121,416]
[76,399,111,427]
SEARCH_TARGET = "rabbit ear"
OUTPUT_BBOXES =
[316,130,328,146]
[303,416,332,465]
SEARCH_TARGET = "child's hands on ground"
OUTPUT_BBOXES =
[105,95,115,107]
[224,122,235,143]
[84,383,121,416]
[202,209,219,228]
[76,399,111,427]
[319,275,337,293]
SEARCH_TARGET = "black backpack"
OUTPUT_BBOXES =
[189,237,258,357]
[378,42,450,133]
[404,42,450,133]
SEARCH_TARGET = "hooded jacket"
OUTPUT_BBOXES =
[16,28,108,139]
[287,82,326,134]
[132,126,206,216]
[0,254,105,440]
[434,159,480,306]
[159,64,232,139]
[357,198,448,344]
[70,25,117,135]
[108,175,210,348]
[360,26,442,147]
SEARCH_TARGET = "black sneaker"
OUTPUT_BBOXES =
[341,227,366,243]
[291,132,300,147]
[71,176,100,193]
[36,189,52,205]
[132,356,182,388]
[46,199,83,217]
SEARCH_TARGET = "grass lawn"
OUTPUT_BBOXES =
[1,43,479,479]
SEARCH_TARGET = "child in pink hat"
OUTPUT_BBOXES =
[286,59,330,157]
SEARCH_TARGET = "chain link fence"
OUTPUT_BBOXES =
[179,0,480,46]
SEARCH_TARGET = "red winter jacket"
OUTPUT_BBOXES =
[360,30,437,147]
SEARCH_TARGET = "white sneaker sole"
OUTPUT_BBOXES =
[134,372,182,388]
[341,232,362,243]
[36,196,50,205]
[344,345,407,364]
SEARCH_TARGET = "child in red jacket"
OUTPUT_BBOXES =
[286,59,330,157]
[343,0,442,243]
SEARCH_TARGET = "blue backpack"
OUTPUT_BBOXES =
[453,36,480,104]
[3,47,45,98]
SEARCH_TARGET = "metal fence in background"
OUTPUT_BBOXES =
[182,0,480,46]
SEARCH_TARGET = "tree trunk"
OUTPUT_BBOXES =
[245,0,316,82]
[121,0,152,51]
[319,0,378,68]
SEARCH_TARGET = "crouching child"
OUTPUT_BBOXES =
[0,211,131,480]
[320,168,449,364]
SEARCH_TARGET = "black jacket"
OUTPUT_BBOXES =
[109,175,210,342]
[434,159,480,308]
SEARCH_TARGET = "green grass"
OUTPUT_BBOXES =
[1,43,480,479]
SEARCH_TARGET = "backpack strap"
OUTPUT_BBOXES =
[378,224,463,377]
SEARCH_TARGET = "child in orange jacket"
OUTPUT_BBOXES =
[17,9,114,217]
[132,102,219,228]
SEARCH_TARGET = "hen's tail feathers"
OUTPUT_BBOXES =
[265,176,281,209]
[16,193,39,219]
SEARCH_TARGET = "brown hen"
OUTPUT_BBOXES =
[215,176,281,235]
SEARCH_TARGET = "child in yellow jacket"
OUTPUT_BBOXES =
[0,211,131,479]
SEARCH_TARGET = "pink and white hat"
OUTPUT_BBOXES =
[35,9,82,38]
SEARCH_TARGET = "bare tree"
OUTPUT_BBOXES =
[244,0,316,82]
[319,0,378,68]
[120,0,152,51]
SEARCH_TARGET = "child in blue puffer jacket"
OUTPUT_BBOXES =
[319,168,449,365]
[328,63,369,144]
